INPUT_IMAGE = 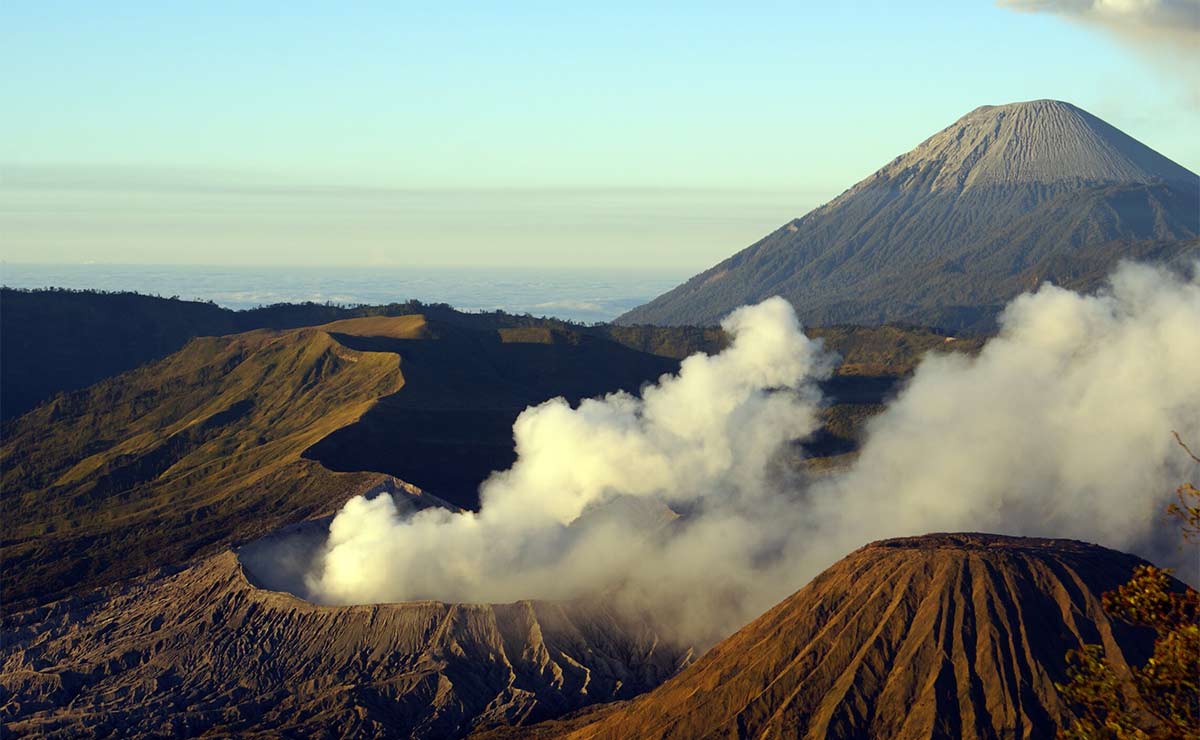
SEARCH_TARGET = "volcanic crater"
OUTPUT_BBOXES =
[3,485,693,740]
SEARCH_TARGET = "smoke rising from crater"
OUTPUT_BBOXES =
[302,262,1200,644]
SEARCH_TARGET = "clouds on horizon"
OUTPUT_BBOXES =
[1,163,815,271]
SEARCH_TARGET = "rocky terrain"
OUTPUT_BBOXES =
[1,498,691,739]
[4,530,1183,739]
[501,534,1165,740]
[619,99,1199,330]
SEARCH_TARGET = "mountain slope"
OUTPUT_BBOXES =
[1,303,976,612]
[0,288,719,421]
[512,534,1167,740]
[619,100,1200,329]
[0,289,407,420]
[1,545,690,739]
[1,321,406,610]
[0,315,678,609]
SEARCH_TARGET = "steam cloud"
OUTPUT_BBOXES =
[999,0,1200,101]
[301,262,1200,644]
[1000,0,1200,42]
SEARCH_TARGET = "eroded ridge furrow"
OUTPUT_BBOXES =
[559,534,1162,740]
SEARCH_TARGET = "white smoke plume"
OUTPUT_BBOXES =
[1000,0,1200,43]
[999,0,1200,102]
[302,262,1200,644]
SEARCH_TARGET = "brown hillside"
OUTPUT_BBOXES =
[321,314,432,339]
[0,315,676,610]
[533,534,1160,740]
[0,298,974,606]
[2,322,407,611]
[1,306,974,611]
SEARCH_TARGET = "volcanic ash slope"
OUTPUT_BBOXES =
[536,533,1166,740]
[0,537,691,740]
[619,99,1199,330]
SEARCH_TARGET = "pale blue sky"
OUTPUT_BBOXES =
[2,1,1197,269]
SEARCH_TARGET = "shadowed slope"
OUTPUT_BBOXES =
[0,289,426,420]
[303,320,680,508]
[542,534,1159,740]
[0,288,712,422]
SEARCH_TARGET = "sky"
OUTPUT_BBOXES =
[2,1,1198,270]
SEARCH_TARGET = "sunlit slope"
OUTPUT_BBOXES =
[0,288,411,420]
[1,308,978,609]
[0,315,678,608]
[1,320,411,608]
[504,534,1164,740]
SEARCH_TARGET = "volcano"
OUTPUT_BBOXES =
[618,100,1199,330]
[0,513,691,739]
[513,533,1166,740]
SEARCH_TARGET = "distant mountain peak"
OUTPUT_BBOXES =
[861,98,1196,195]
[618,99,1199,330]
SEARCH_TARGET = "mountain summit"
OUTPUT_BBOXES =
[527,534,1163,740]
[873,100,1194,191]
[618,100,1199,329]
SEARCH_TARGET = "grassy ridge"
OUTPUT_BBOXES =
[0,288,420,420]
[2,322,409,609]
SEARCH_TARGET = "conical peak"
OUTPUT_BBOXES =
[965,98,1080,117]
[862,99,1197,193]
